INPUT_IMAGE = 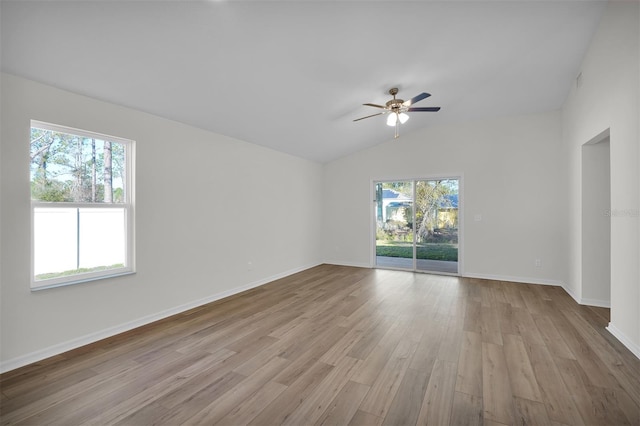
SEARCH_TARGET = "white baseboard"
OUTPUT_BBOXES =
[324,260,372,269]
[560,283,581,304]
[462,272,564,287]
[559,283,611,308]
[462,273,612,308]
[0,262,321,374]
[606,323,640,359]
[578,297,611,308]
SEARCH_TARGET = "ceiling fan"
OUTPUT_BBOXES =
[354,88,440,138]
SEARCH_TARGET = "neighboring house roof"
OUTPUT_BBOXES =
[387,202,412,208]
[382,189,411,201]
[440,194,459,209]
[382,189,458,208]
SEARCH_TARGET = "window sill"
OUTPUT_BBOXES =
[31,269,135,291]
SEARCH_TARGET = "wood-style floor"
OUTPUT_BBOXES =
[1,265,639,425]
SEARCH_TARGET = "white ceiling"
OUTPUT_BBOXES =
[1,0,606,163]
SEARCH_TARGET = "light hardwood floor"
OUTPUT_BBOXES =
[1,264,639,425]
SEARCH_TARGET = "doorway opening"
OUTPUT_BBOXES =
[581,134,611,306]
[374,178,460,274]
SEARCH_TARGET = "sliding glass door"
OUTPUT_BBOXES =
[375,178,459,274]
[375,181,415,270]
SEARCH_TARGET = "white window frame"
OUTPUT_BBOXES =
[30,120,135,290]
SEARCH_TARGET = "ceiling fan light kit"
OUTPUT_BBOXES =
[355,87,440,138]
[387,112,409,126]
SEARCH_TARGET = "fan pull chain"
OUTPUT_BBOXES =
[394,116,399,138]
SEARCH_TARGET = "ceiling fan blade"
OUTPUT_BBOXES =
[353,112,385,122]
[403,93,431,106]
[408,107,441,112]
[363,103,387,109]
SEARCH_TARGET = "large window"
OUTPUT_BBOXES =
[30,121,135,289]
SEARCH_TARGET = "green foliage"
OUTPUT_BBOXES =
[415,179,458,241]
[376,241,458,261]
[31,180,70,202]
[382,181,412,196]
[35,263,124,281]
[376,228,389,241]
[30,127,125,203]
[113,187,124,203]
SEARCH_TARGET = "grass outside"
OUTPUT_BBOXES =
[376,241,458,261]
[36,263,124,281]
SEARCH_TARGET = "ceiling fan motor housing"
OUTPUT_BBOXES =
[386,88,404,112]
[386,99,405,111]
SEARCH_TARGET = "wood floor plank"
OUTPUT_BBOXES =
[502,334,542,402]
[381,367,429,426]
[415,359,458,426]
[437,313,463,362]
[513,396,551,425]
[16,349,216,425]
[449,391,483,426]
[480,305,503,345]
[0,360,140,425]
[314,380,370,426]
[216,380,288,426]
[555,356,632,425]
[96,352,243,425]
[532,314,576,359]
[408,319,444,372]
[350,318,406,385]
[520,287,551,316]
[247,360,334,425]
[502,281,526,308]
[482,342,515,425]
[455,331,483,397]
[562,307,640,402]
[552,308,623,391]
[488,279,509,305]
[283,356,361,425]
[509,306,546,347]
[319,315,383,366]
[358,338,418,418]
[347,315,399,361]
[463,300,483,334]
[478,280,496,308]
[135,349,238,413]
[525,343,584,425]
[1,265,638,426]
[271,322,351,386]
[276,314,344,361]
[496,301,518,335]
[348,409,383,426]
[166,355,289,425]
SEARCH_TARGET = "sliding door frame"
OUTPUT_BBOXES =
[371,174,464,276]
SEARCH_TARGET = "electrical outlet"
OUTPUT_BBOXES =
[247,261,254,271]
[535,259,541,268]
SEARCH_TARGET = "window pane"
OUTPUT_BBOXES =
[78,208,125,269]
[30,127,126,203]
[34,208,78,277]
[33,207,127,281]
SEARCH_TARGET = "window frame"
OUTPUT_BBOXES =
[30,120,136,290]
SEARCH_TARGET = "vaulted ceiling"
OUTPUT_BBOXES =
[1,1,606,163]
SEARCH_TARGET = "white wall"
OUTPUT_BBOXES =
[323,111,567,286]
[0,73,324,371]
[562,1,639,357]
